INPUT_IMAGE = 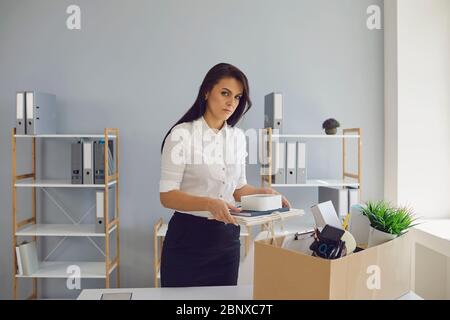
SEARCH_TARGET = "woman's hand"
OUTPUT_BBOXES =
[206,198,240,225]
[266,188,292,208]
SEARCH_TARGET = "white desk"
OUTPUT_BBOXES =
[78,285,421,300]
[78,285,253,300]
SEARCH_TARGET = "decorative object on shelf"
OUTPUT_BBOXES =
[322,118,340,135]
[360,200,418,247]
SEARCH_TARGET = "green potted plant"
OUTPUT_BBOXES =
[360,200,418,247]
[322,118,340,135]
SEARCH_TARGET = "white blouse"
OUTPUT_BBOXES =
[159,116,248,216]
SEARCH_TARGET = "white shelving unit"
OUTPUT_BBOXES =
[261,127,362,225]
[11,128,121,300]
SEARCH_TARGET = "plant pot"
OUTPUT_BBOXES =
[368,226,397,247]
[325,128,337,135]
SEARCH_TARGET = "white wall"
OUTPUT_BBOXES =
[385,0,450,219]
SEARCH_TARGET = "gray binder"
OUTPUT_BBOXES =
[25,91,56,135]
[16,92,26,135]
[83,141,94,184]
[286,142,297,184]
[272,141,286,184]
[94,140,115,184]
[296,141,307,184]
[71,140,83,184]
[264,92,283,132]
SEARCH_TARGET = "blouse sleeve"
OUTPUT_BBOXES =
[235,129,248,190]
[159,127,189,193]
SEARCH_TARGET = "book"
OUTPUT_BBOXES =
[232,207,290,217]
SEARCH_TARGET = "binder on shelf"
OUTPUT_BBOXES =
[94,139,115,184]
[18,241,39,276]
[264,92,283,132]
[286,141,296,184]
[71,140,83,184]
[96,187,115,232]
[83,141,94,184]
[296,141,307,184]
[272,141,286,184]
[16,92,26,135]
[25,91,56,135]
[318,186,349,219]
[15,246,23,276]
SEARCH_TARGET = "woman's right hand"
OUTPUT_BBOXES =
[206,198,240,225]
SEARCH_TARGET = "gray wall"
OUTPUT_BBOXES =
[0,0,384,299]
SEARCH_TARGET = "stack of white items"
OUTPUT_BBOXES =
[232,194,303,226]
[15,241,39,276]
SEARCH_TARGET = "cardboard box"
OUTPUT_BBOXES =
[253,232,412,300]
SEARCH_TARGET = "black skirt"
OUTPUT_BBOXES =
[160,212,241,287]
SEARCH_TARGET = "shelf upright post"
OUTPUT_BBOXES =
[104,128,110,288]
[31,135,37,298]
[115,128,120,287]
[12,128,17,299]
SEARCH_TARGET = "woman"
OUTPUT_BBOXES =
[159,63,291,287]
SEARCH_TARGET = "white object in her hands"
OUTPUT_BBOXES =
[241,194,282,211]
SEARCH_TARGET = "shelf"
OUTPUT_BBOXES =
[16,224,117,237]
[270,179,360,188]
[15,179,117,188]
[16,261,117,279]
[14,134,116,139]
[271,134,360,139]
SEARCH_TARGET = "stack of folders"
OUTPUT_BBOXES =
[71,139,114,184]
[318,186,360,221]
[15,241,39,276]
[15,91,57,135]
[268,140,307,185]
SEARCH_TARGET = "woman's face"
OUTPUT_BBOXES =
[205,77,244,121]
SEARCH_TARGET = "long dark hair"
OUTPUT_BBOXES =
[161,63,252,153]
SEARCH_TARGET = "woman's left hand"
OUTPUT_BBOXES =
[266,188,291,208]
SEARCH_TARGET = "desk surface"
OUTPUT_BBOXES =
[78,285,253,300]
[77,285,422,300]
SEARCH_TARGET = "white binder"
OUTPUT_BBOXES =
[286,142,297,184]
[83,141,94,184]
[16,92,26,135]
[96,187,115,232]
[296,141,307,184]
[272,141,286,184]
